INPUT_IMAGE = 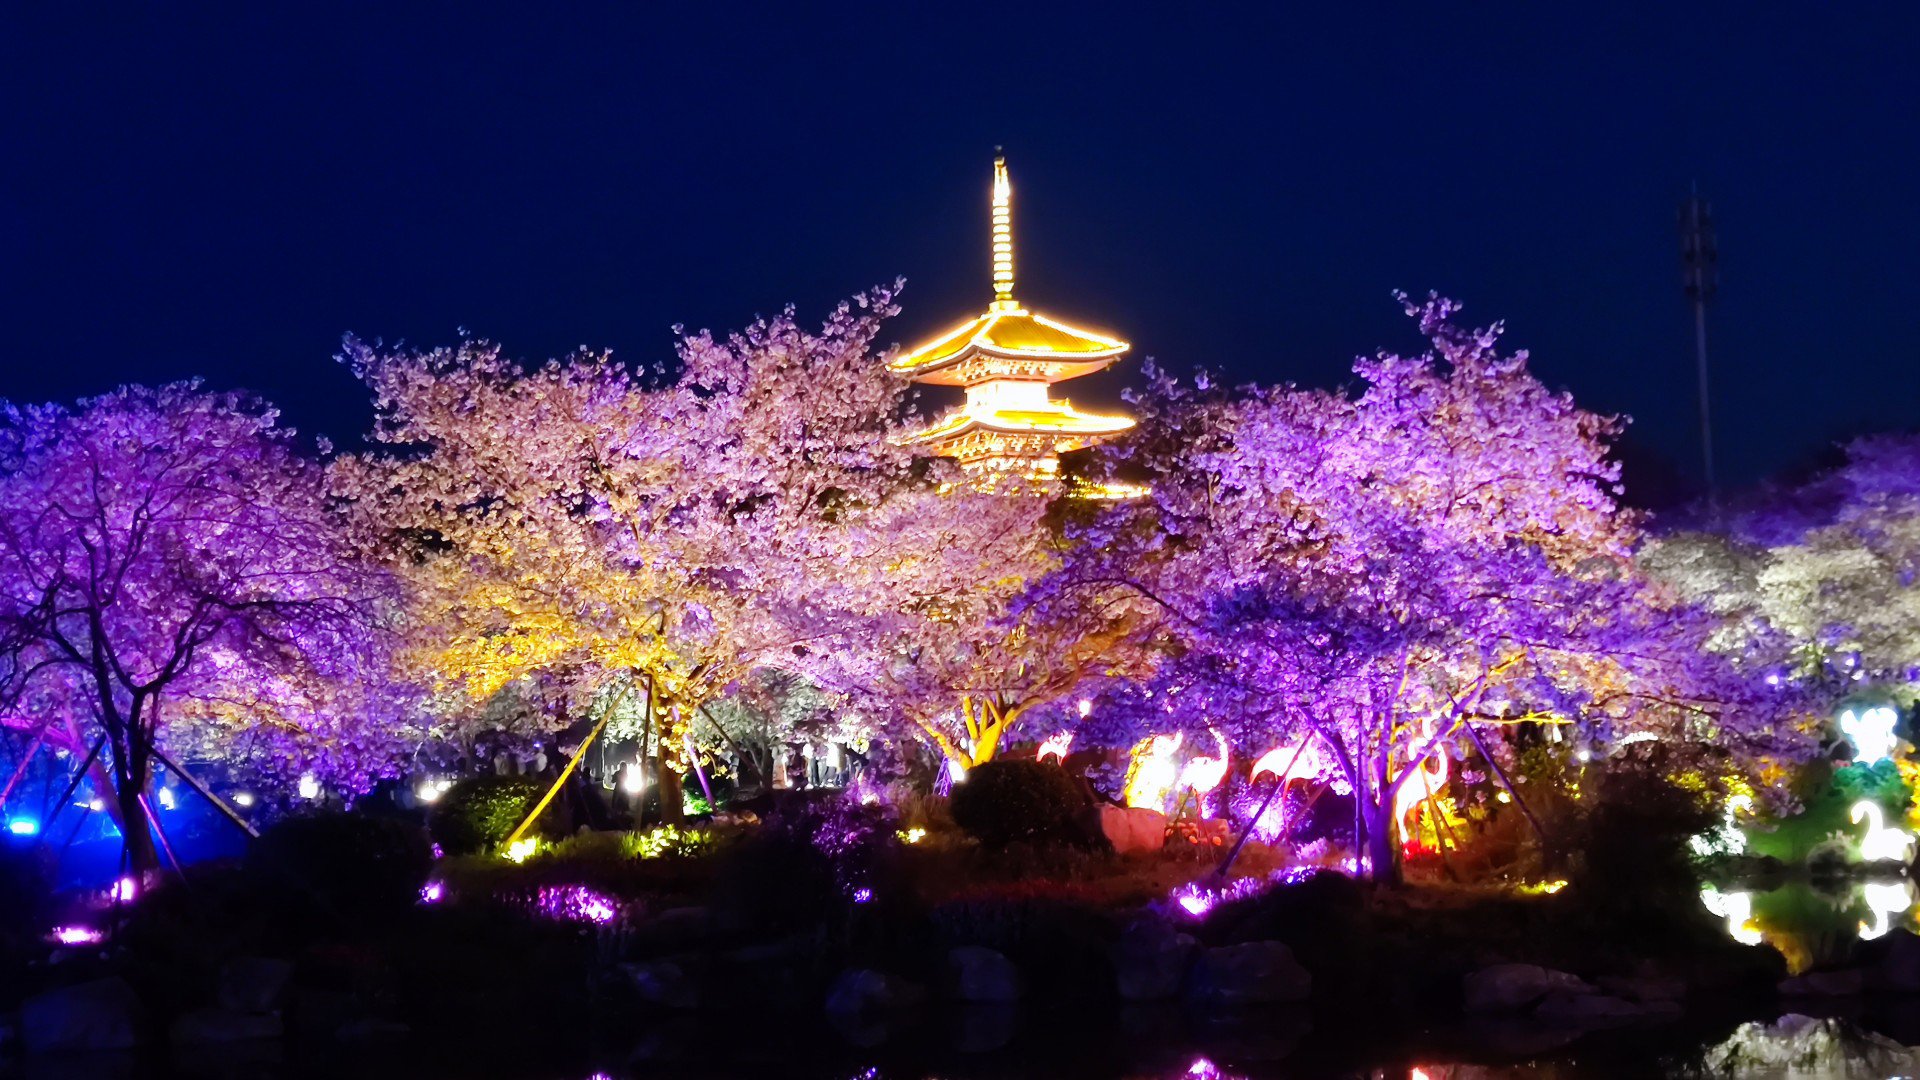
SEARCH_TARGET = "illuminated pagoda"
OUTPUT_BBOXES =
[892,155,1132,480]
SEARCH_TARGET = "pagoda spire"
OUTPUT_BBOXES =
[990,154,1016,307]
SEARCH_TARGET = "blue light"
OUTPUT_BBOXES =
[6,818,40,837]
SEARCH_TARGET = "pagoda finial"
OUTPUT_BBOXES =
[990,153,1015,306]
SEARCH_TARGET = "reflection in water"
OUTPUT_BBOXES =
[1700,884,1764,945]
[1702,878,1917,968]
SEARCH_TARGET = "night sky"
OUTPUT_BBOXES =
[4,5,1916,501]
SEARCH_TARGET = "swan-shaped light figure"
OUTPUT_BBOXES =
[1178,730,1231,797]
[1859,880,1916,940]
[1392,726,1452,841]
[1036,730,1073,765]
[1852,800,1915,864]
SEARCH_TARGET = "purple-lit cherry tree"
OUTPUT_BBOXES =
[0,384,416,869]
[1041,295,1804,881]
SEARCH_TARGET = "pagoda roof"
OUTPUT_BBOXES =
[904,397,1135,445]
[891,302,1128,386]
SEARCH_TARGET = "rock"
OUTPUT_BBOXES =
[217,956,294,1015]
[951,1004,1018,1054]
[1876,929,1920,992]
[1112,919,1198,1001]
[1462,964,1595,1013]
[622,960,699,1010]
[1533,991,1652,1027]
[1596,973,1686,1004]
[1779,968,1866,997]
[1184,941,1311,1007]
[1100,805,1167,854]
[334,1018,410,1043]
[629,906,714,955]
[823,969,925,1018]
[288,988,365,1041]
[20,976,144,1054]
[170,1007,283,1045]
[947,946,1022,1002]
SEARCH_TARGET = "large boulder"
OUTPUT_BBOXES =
[1462,964,1594,1013]
[823,969,925,1018]
[622,960,700,1010]
[171,1007,284,1045]
[1111,919,1198,1001]
[1779,968,1866,997]
[946,946,1022,1003]
[20,976,144,1054]
[1184,941,1310,1007]
[1533,991,1657,1027]
[217,956,294,1015]
[1100,805,1167,855]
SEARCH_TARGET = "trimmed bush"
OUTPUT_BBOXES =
[429,775,560,856]
[246,810,432,922]
[950,759,1100,848]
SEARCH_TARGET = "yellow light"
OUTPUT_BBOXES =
[504,837,539,864]
[991,156,1015,302]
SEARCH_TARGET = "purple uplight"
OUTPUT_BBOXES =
[535,884,618,925]
[419,880,445,904]
[851,887,874,904]
[1177,892,1212,916]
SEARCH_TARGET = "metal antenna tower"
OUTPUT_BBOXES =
[1679,188,1718,499]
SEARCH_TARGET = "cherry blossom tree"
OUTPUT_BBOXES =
[336,286,940,819]
[1040,295,1806,881]
[1645,434,1920,706]
[0,384,416,870]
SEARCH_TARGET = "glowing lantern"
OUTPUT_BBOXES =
[620,762,646,796]
[49,925,104,947]
[1840,704,1900,766]
[1077,698,1093,718]
[6,818,38,837]
[296,773,321,801]
[1124,733,1183,809]
[111,876,138,903]
[232,791,255,808]
[156,786,177,811]
[504,837,539,864]
[1036,730,1073,764]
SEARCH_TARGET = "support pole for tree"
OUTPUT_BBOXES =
[0,727,50,810]
[1216,739,1311,879]
[139,793,186,882]
[505,709,615,848]
[148,746,259,839]
[40,735,108,834]
[1462,721,1549,849]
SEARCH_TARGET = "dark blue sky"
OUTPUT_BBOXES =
[4,5,1916,499]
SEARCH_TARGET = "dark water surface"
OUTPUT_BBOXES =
[17,1008,1918,1079]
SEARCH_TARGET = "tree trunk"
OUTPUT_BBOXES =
[113,735,159,873]
[657,761,685,826]
[1363,798,1400,886]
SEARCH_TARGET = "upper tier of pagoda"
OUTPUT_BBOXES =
[893,155,1133,478]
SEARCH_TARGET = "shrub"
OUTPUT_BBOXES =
[429,775,563,856]
[247,810,433,922]
[950,759,1101,849]
[713,793,898,933]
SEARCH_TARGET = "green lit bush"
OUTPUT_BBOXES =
[429,775,562,856]
[950,759,1102,849]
